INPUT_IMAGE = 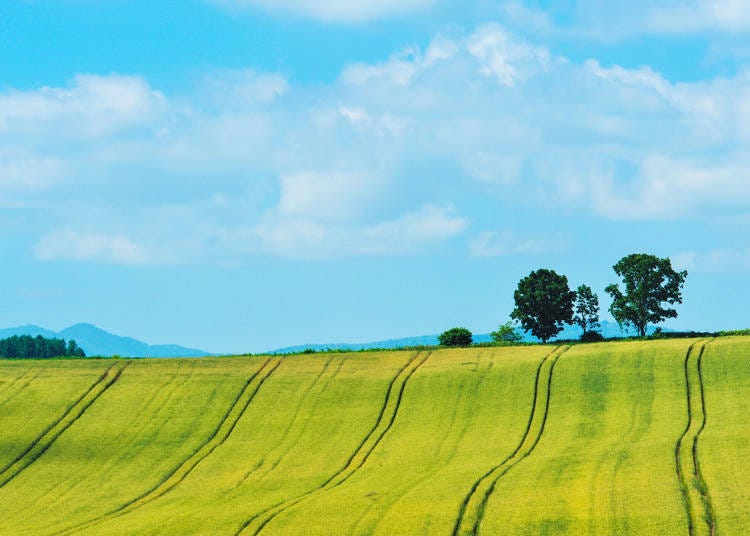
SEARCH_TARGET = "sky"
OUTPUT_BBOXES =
[2,0,750,353]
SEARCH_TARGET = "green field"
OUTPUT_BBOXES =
[0,338,748,535]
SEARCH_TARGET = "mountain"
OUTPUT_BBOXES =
[267,320,664,354]
[0,323,212,358]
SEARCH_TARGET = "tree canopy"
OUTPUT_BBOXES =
[511,269,575,343]
[490,321,522,344]
[605,253,687,337]
[0,335,86,359]
[573,284,600,337]
[438,327,473,347]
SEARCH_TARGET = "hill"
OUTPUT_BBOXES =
[0,337,746,534]
[0,323,212,357]
[269,320,659,353]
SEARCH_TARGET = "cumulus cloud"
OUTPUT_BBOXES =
[8,24,750,264]
[467,23,551,86]
[208,0,435,23]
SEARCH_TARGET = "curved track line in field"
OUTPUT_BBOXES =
[235,350,433,536]
[675,339,716,536]
[253,356,338,482]
[452,345,569,536]
[60,358,281,536]
[0,367,36,401]
[353,351,488,536]
[0,362,129,489]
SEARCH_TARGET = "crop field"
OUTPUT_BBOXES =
[0,337,748,535]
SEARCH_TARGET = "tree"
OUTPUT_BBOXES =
[490,321,522,344]
[573,284,600,338]
[511,269,575,343]
[438,327,473,347]
[605,253,687,337]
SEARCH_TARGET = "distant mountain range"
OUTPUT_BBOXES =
[269,320,664,353]
[0,323,213,358]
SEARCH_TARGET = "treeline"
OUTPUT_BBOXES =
[0,335,86,359]
[439,253,690,347]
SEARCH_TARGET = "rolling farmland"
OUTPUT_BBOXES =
[0,338,748,535]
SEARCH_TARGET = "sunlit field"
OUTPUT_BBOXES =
[0,338,748,535]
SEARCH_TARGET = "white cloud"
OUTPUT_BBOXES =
[209,0,435,23]
[588,155,750,220]
[0,74,165,138]
[7,24,750,265]
[467,23,551,86]
[256,204,468,258]
[277,171,385,223]
[646,0,750,33]
[200,69,289,108]
[0,149,68,192]
[470,230,565,257]
[34,229,164,265]
[673,248,750,272]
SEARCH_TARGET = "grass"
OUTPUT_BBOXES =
[0,339,748,534]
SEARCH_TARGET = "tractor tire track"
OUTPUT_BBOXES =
[452,345,569,536]
[355,351,489,536]
[235,350,433,536]
[675,339,716,536]
[0,361,129,490]
[0,367,37,403]
[59,357,281,536]
[253,356,339,483]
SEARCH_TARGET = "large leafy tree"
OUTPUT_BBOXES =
[605,253,687,337]
[511,269,575,343]
[573,284,600,337]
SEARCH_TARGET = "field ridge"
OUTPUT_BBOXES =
[236,350,432,536]
[452,345,568,536]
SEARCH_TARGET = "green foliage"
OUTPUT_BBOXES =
[574,284,601,338]
[605,253,687,337]
[0,335,85,359]
[718,329,750,337]
[511,268,575,343]
[491,321,522,344]
[580,330,605,342]
[438,327,473,347]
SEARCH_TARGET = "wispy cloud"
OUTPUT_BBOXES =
[208,0,436,23]
[470,230,566,257]
[34,229,166,265]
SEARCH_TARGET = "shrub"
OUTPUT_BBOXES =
[580,331,604,342]
[490,322,522,344]
[438,327,473,347]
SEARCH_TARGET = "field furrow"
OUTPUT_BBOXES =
[453,345,568,536]
[61,357,281,535]
[480,340,690,534]
[1,338,750,535]
[0,361,129,489]
[698,336,750,534]
[236,350,432,536]
[675,340,716,536]
[259,346,550,536]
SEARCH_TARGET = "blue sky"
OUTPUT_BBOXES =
[2,0,750,353]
